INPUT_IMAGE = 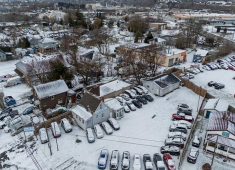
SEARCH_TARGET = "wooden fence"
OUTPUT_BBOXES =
[34,111,73,135]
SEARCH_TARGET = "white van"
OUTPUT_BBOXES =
[4,76,21,87]
[51,122,61,138]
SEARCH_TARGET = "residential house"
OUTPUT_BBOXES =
[205,111,235,160]
[158,46,187,67]
[38,38,57,54]
[104,98,124,119]
[0,49,7,61]
[193,49,209,62]
[85,79,131,100]
[203,99,229,118]
[33,79,69,112]
[71,93,111,130]
[149,22,167,30]
[142,73,181,97]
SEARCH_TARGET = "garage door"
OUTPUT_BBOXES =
[169,58,174,67]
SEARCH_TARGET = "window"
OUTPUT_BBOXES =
[43,103,47,107]
[51,96,54,100]
[222,132,230,138]
[58,98,63,104]
[218,144,228,152]
[102,113,104,118]
[100,104,102,109]
[82,119,84,124]
[228,147,235,154]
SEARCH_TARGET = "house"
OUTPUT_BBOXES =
[142,73,181,97]
[149,37,166,47]
[33,80,69,112]
[193,49,209,62]
[149,22,167,30]
[85,79,131,100]
[203,99,229,118]
[71,93,111,130]
[38,38,57,54]
[205,111,235,160]
[0,49,7,61]
[104,98,124,119]
[158,46,187,67]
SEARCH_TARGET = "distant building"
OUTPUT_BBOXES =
[142,73,181,97]
[104,98,124,119]
[38,38,57,54]
[193,49,209,62]
[149,22,167,30]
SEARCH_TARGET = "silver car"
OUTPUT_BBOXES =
[86,128,95,143]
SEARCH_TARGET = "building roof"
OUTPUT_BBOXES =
[71,105,92,121]
[80,93,101,114]
[207,111,235,135]
[34,80,68,100]
[204,99,228,112]
[104,98,123,111]
[207,134,235,149]
[144,73,180,88]
[195,49,208,57]
[39,38,56,44]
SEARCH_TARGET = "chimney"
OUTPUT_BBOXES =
[86,105,91,113]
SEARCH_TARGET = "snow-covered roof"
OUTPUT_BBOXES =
[124,43,150,49]
[104,98,123,111]
[195,49,208,57]
[71,105,92,121]
[204,99,228,112]
[207,134,235,149]
[39,38,56,44]
[34,80,68,99]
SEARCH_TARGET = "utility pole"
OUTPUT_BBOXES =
[211,135,219,168]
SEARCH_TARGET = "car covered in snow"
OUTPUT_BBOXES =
[98,149,109,169]
[132,87,143,95]
[39,128,48,144]
[94,124,104,138]
[160,146,180,156]
[168,132,186,141]
[192,135,202,147]
[121,151,130,170]
[30,115,40,126]
[208,81,217,87]
[133,154,141,170]
[137,85,148,94]
[187,147,199,164]
[132,100,142,108]
[163,153,176,170]
[142,95,154,102]
[124,90,136,99]
[143,154,153,170]
[153,153,165,170]
[101,122,113,135]
[61,118,72,133]
[169,124,187,134]
[0,116,11,129]
[51,122,61,138]
[107,118,120,131]
[119,93,130,101]
[126,102,136,111]
[177,104,192,114]
[172,113,194,122]
[172,120,192,129]
[165,138,184,148]
[86,128,95,143]
[110,150,119,170]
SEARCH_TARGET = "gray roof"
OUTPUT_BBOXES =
[207,134,235,149]
[34,80,68,99]
[80,93,101,114]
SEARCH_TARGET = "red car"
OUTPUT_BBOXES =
[163,153,176,170]
[228,66,235,71]
[172,113,193,122]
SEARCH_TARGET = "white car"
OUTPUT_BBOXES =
[126,102,136,111]
[137,85,148,94]
[101,122,113,135]
[173,120,192,129]
[0,116,11,129]
[202,65,211,71]
[108,118,120,131]
[119,93,130,101]
[86,128,95,143]
[133,154,141,170]
[30,115,40,126]
[122,103,130,113]
[61,118,72,133]
[39,128,48,144]
[94,124,104,138]
[168,132,187,141]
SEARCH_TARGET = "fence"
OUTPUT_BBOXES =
[34,111,73,135]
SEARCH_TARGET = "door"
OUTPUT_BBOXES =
[205,111,211,118]
[169,58,174,67]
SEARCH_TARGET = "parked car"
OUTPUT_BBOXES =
[165,138,184,148]
[172,120,192,129]
[153,153,165,170]
[187,147,199,164]
[202,65,211,71]
[94,124,104,138]
[133,87,143,95]
[110,150,119,170]
[0,112,9,121]
[8,110,19,118]
[86,128,95,143]
[51,122,61,138]
[133,154,141,170]
[192,135,202,147]
[30,115,40,126]
[124,90,136,99]
[142,95,154,102]
[168,132,186,141]
[101,122,113,135]
[61,118,72,133]
[4,96,16,106]
[119,93,130,101]
[163,153,176,170]
[214,83,225,89]
[39,128,48,144]
[137,85,148,94]
[98,149,109,169]
[172,113,194,122]
[122,103,130,113]
[169,124,187,134]
[107,118,120,131]
[160,146,180,156]
[136,96,147,105]
[132,100,142,108]
[176,110,192,116]
[0,116,11,129]
[208,81,217,87]
[126,102,136,111]
[22,106,34,115]
[116,96,124,104]
[121,151,130,170]
[177,104,192,113]
[143,154,153,170]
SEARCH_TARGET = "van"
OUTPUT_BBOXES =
[51,122,61,138]
[110,150,119,170]
[4,76,21,88]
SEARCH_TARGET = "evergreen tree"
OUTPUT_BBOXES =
[217,26,221,33]
[59,19,63,25]
[117,21,120,27]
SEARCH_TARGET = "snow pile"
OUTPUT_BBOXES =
[38,10,66,21]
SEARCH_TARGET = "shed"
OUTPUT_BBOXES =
[203,99,229,118]
[104,98,124,119]
[193,49,209,62]
[142,73,180,97]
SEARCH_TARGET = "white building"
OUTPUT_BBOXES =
[104,98,124,119]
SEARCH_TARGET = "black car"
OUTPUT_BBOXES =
[214,83,225,89]
[8,110,19,118]
[136,96,147,105]
[208,81,217,87]
[142,95,154,102]
[160,146,180,156]
[131,100,142,108]
[143,154,153,170]
[0,107,12,114]
[0,113,8,121]
[153,153,165,170]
